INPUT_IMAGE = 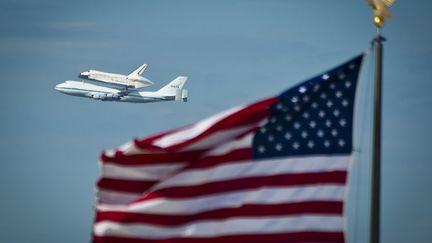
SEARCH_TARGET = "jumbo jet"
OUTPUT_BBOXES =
[55,76,188,103]
[79,64,153,88]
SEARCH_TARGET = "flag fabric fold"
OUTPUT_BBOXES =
[93,54,364,243]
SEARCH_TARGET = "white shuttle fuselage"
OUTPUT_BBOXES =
[79,64,153,89]
[55,76,188,103]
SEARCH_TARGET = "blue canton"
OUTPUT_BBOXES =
[253,55,363,159]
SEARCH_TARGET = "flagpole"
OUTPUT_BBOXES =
[366,1,394,242]
[370,28,384,243]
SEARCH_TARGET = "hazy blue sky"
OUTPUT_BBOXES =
[1,1,431,242]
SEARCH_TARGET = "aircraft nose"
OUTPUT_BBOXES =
[55,83,66,92]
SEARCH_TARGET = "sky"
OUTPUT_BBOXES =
[1,0,431,242]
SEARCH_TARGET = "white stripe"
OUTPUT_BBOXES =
[97,185,345,214]
[153,106,244,148]
[154,155,350,190]
[94,215,343,239]
[98,189,142,205]
[202,132,253,156]
[102,163,187,180]
[181,126,255,151]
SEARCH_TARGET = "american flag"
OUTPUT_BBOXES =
[93,54,363,243]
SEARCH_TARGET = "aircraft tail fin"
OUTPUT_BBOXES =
[127,64,148,78]
[156,76,187,96]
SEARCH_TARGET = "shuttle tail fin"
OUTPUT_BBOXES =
[127,64,148,78]
[156,76,187,96]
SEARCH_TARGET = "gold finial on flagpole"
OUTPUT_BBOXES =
[367,0,395,28]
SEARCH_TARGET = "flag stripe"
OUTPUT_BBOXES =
[101,163,187,181]
[135,171,347,201]
[179,126,256,151]
[98,178,158,194]
[95,201,343,225]
[94,215,344,239]
[101,150,203,166]
[182,148,252,169]
[93,231,344,243]
[155,155,350,189]
[98,190,144,205]
[97,185,346,214]
[149,98,276,151]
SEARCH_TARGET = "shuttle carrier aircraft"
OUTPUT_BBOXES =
[55,64,188,103]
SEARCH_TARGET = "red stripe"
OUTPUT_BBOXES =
[100,150,204,166]
[93,231,344,243]
[97,178,158,194]
[165,97,276,151]
[185,148,252,169]
[95,201,343,225]
[133,171,347,202]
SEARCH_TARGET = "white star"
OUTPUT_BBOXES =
[322,74,330,80]
[307,140,315,148]
[338,73,346,80]
[275,143,283,151]
[311,102,318,109]
[291,96,299,103]
[268,135,275,142]
[320,92,327,99]
[309,120,317,128]
[326,100,333,108]
[303,95,310,102]
[258,145,266,153]
[324,140,331,147]
[285,132,292,140]
[331,129,338,137]
[345,81,352,88]
[317,130,324,137]
[270,117,277,123]
[339,119,347,127]
[338,139,346,147]
[294,105,301,111]
[333,109,340,117]
[292,142,300,150]
[319,110,326,118]
[342,99,349,107]
[336,90,343,98]
[301,131,308,138]
[299,86,307,93]
[326,120,332,127]
[330,83,336,89]
[349,63,356,69]
[313,84,320,92]
[285,114,292,121]
[294,122,301,129]
[276,103,284,110]
[276,124,283,131]
[260,127,267,133]
[302,111,310,119]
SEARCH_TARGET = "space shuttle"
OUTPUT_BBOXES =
[79,64,154,89]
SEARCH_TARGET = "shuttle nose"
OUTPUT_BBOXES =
[79,71,89,79]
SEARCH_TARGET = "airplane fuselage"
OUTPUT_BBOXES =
[55,81,181,103]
